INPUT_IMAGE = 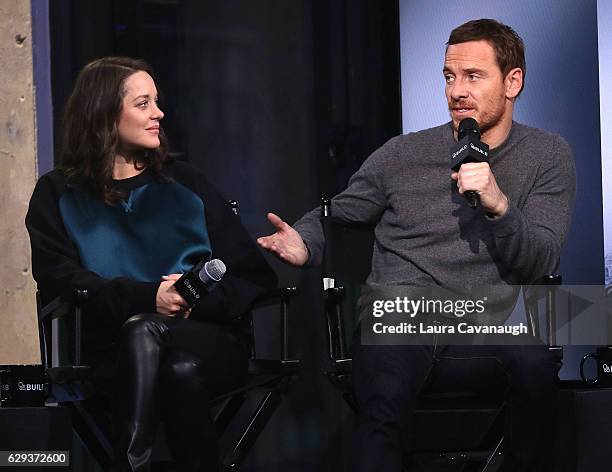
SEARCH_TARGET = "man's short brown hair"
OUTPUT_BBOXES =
[447,19,526,96]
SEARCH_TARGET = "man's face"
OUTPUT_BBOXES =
[443,40,510,136]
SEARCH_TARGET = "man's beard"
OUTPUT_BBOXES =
[449,101,506,137]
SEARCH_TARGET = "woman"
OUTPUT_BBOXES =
[26,57,276,471]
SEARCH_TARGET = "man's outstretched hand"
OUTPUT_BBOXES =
[257,213,309,266]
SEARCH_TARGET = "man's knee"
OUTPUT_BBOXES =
[353,345,432,419]
[357,374,419,424]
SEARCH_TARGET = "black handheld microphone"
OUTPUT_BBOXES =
[174,258,226,307]
[450,118,489,209]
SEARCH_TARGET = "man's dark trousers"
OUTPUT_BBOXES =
[351,334,561,472]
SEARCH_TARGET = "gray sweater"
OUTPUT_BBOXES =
[294,122,575,320]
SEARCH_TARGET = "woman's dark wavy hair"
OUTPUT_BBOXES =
[61,57,170,205]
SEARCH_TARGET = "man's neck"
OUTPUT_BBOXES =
[480,109,514,149]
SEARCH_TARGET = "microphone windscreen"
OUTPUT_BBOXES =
[458,118,480,140]
[200,259,226,282]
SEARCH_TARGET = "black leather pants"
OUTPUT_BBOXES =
[112,313,249,472]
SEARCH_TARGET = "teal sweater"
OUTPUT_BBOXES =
[26,160,276,334]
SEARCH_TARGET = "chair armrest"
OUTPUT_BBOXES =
[38,295,64,322]
[532,274,562,286]
[253,287,299,307]
[47,365,93,383]
[38,289,90,322]
[38,289,90,370]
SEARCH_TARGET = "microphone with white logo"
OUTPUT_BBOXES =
[450,117,490,208]
[174,258,226,307]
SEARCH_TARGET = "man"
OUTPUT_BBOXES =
[258,19,575,471]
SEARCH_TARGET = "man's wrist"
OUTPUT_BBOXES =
[486,195,509,219]
[302,238,312,265]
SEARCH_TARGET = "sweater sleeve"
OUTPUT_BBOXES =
[484,136,576,283]
[25,172,159,325]
[187,176,278,323]
[293,137,392,265]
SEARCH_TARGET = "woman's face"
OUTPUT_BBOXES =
[116,71,164,153]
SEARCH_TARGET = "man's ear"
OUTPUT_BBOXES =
[505,67,523,99]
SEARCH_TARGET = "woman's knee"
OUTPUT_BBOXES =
[120,313,166,339]
[160,351,205,391]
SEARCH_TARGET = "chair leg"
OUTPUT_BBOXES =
[342,391,358,413]
[214,393,247,436]
[480,436,504,472]
[221,384,284,471]
[72,402,114,470]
